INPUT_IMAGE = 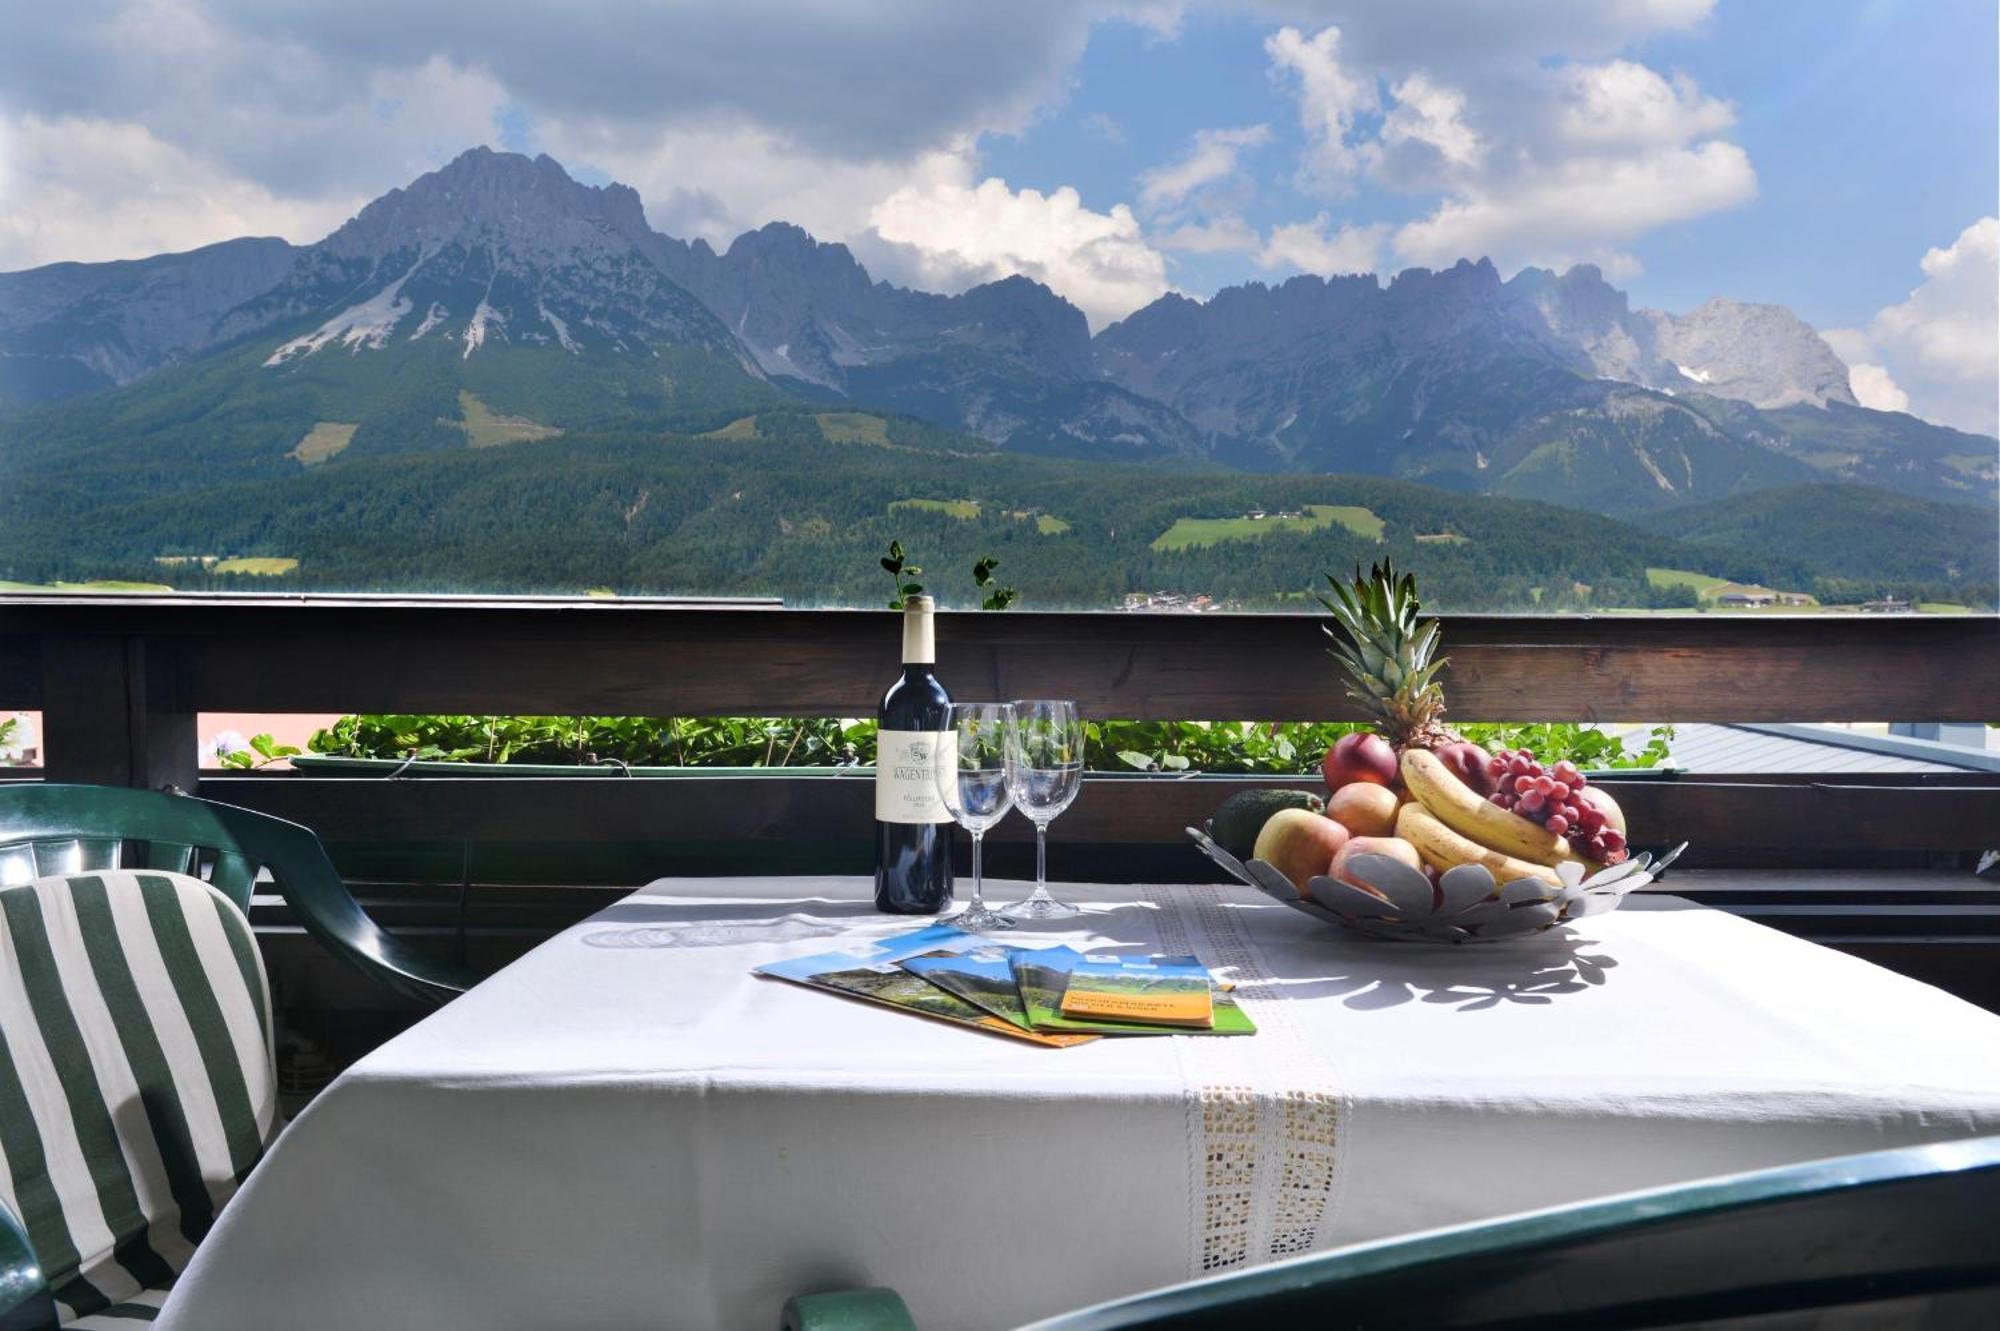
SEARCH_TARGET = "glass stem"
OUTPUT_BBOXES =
[970,830,985,909]
[1035,821,1048,896]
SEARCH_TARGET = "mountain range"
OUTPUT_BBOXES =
[2,145,1993,517]
[0,145,1992,611]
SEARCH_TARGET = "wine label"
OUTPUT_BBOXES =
[875,729,956,824]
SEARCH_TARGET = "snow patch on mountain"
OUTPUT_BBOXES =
[264,261,421,366]
[464,298,503,360]
[539,301,579,354]
[411,302,448,340]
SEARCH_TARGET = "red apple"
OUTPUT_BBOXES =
[1323,731,1399,790]
[1435,741,1497,797]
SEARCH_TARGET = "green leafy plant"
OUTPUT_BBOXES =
[879,540,924,610]
[217,732,302,770]
[1090,720,1671,775]
[973,555,1017,610]
[882,539,1019,610]
[309,714,875,768]
[311,714,1673,774]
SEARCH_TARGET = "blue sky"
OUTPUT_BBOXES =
[975,0,1996,333]
[1,0,1993,429]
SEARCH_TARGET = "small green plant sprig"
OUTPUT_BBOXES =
[217,733,303,770]
[880,540,924,609]
[880,539,1017,610]
[973,556,1017,610]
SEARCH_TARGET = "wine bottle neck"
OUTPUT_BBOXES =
[901,599,935,664]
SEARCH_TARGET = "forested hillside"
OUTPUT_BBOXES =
[4,405,1985,611]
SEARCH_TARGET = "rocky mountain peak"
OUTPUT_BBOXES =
[948,274,1091,374]
[721,222,871,293]
[1646,297,1856,409]
[315,146,655,264]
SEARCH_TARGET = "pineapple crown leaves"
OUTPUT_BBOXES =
[1314,560,1451,731]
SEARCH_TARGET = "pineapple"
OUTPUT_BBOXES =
[1316,560,1461,752]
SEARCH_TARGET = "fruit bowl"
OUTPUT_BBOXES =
[1187,825,1685,944]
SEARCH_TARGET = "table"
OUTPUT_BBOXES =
[157,877,2000,1330]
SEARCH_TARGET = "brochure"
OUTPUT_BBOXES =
[1060,953,1215,1027]
[1012,946,1255,1036]
[755,925,1096,1048]
[900,946,1034,1029]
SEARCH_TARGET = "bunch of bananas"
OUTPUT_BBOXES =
[1395,748,1622,887]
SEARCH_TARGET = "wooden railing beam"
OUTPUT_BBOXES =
[1,596,1993,723]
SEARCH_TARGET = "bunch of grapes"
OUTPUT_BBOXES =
[1485,749,1628,865]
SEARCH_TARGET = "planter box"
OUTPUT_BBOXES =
[290,754,1674,781]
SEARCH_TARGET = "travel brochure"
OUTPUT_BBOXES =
[756,926,1255,1046]
[1060,953,1215,1027]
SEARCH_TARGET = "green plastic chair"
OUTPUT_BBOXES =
[0,783,477,1007]
[0,857,913,1331]
[1022,1134,2000,1329]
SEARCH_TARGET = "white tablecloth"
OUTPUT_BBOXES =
[158,878,2000,1331]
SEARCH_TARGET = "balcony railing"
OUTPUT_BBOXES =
[7,593,1996,1030]
[2,594,1995,872]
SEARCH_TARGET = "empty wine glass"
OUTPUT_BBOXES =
[1004,699,1084,919]
[932,702,1018,933]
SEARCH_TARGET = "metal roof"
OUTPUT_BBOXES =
[1645,723,2000,774]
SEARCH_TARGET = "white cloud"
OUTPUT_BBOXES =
[1252,1,1716,72]
[537,119,974,252]
[1829,217,2000,435]
[1256,215,1387,276]
[0,116,363,268]
[1822,329,1915,414]
[1265,25,1380,193]
[1137,125,1269,212]
[0,42,512,269]
[1380,53,1753,278]
[1557,60,1734,146]
[868,176,1170,329]
[1393,139,1753,275]
[1382,73,1481,171]
[1846,362,1911,414]
[1873,217,1999,385]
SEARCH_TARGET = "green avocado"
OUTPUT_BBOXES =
[1211,789,1325,860]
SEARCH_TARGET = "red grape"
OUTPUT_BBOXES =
[1602,828,1627,851]
[1519,790,1546,814]
[1554,761,1581,784]
[1548,781,1569,801]
[1513,774,1535,794]
[1545,814,1569,836]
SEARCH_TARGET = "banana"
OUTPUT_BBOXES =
[1396,801,1562,887]
[1401,747,1585,869]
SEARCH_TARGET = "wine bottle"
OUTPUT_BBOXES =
[875,595,954,913]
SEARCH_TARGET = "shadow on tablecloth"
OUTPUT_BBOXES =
[1239,931,1622,1012]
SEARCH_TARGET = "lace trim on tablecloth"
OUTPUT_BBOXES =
[1145,883,1349,1276]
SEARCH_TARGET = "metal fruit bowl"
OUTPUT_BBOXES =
[1187,826,1686,944]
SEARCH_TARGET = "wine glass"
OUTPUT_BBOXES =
[1003,699,1084,919]
[932,702,1018,933]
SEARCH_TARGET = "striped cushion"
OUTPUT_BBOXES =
[0,871,276,1326]
[63,1283,169,1326]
